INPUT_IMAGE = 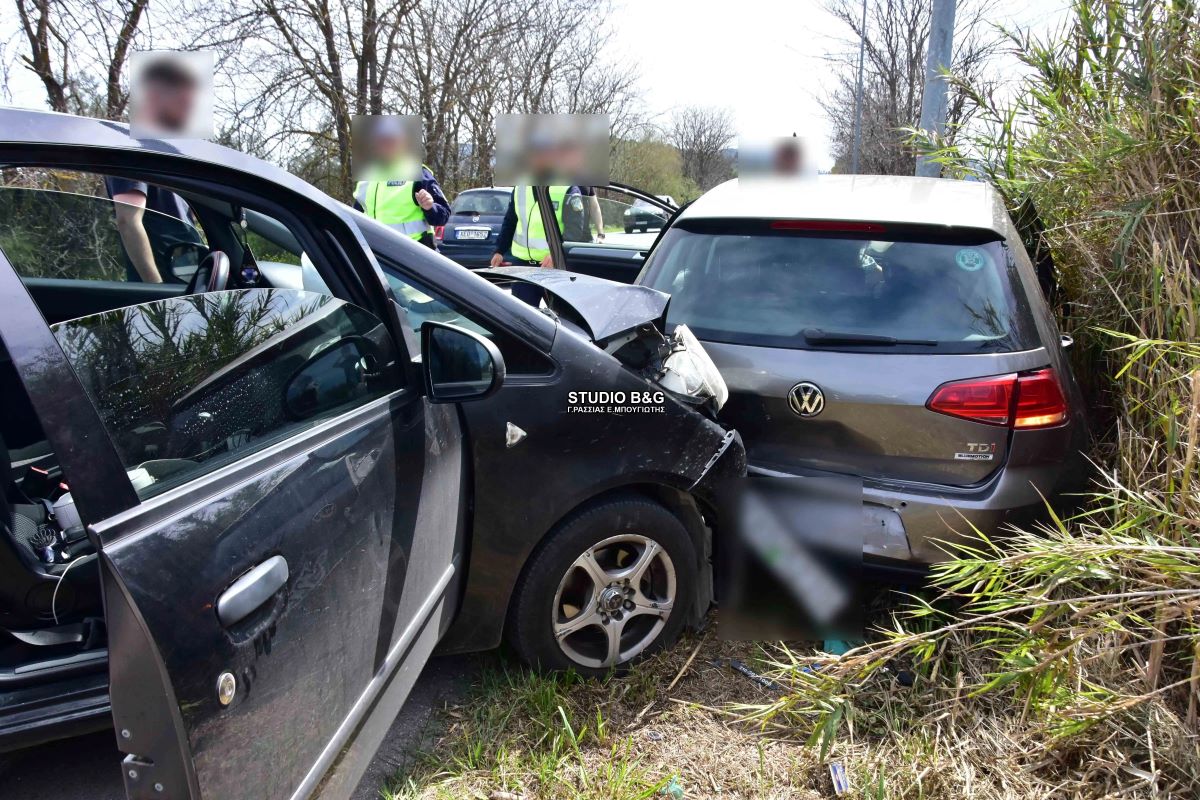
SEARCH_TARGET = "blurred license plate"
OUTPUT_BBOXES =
[456,229,488,240]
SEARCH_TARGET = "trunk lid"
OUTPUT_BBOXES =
[637,222,1052,489]
[704,343,1053,486]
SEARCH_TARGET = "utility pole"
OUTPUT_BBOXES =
[850,0,868,175]
[915,0,957,178]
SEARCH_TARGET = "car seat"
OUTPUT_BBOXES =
[0,433,101,630]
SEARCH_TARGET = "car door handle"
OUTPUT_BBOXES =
[216,555,289,627]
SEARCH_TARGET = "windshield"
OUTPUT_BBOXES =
[451,191,510,216]
[641,224,1037,354]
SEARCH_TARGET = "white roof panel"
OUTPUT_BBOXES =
[680,175,1009,235]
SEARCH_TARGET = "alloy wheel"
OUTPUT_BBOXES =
[551,534,676,669]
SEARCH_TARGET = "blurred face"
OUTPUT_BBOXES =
[369,132,407,165]
[528,144,557,182]
[142,79,197,132]
[773,142,802,175]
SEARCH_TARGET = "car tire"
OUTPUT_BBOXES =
[624,225,634,234]
[507,495,696,676]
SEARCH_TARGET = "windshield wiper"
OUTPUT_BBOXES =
[801,328,938,347]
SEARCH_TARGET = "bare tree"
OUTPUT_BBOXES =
[387,0,640,193]
[389,0,520,191]
[220,0,421,198]
[668,105,736,191]
[822,0,1001,174]
[13,0,149,118]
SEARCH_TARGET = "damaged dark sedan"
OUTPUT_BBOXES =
[0,109,743,799]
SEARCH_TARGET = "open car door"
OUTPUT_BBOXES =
[0,152,467,799]
[557,183,677,283]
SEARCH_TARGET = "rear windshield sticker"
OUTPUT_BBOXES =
[955,248,985,272]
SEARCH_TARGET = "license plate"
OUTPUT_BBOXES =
[456,229,488,240]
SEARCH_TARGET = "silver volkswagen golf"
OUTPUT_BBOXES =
[638,175,1090,568]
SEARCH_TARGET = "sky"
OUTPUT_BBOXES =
[608,0,1074,169]
[0,0,1073,172]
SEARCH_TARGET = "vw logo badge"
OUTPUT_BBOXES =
[788,382,825,417]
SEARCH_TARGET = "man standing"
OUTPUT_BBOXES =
[107,54,205,283]
[488,184,587,306]
[353,118,450,250]
[489,184,589,268]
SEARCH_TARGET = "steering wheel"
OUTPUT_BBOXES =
[186,251,232,294]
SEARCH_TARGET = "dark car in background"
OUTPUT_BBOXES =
[435,186,511,267]
[0,110,743,799]
[623,197,670,233]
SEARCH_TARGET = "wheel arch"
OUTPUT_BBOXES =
[436,479,716,655]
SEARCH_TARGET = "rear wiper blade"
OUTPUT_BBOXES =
[801,328,938,347]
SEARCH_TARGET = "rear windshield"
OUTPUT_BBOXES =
[641,223,1037,354]
[451,191,509,216]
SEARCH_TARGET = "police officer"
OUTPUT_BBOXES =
[489,184,587,305]
[353,118,450,250]
[489,184,588,268]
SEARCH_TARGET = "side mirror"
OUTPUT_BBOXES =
[1060,334,1074,350]
[421,321,505,402]
[166,241,208,283]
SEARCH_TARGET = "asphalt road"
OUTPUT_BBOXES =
[1,655,477,800]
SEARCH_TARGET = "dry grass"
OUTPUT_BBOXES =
[384,632,832,800]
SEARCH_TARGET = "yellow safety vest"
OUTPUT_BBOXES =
[355,178,429,240]
[512,185,569,262]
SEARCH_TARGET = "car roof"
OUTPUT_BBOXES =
[679,175,1010,236]
[458,186,513,193]
[0,107,344,215]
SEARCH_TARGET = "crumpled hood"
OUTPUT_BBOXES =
[477,267,669,344]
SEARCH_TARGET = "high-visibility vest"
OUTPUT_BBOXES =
[355,178,429,240]
[512,185,569,262]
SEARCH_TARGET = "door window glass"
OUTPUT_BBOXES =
[0,183,206,285]
[51,288,401,498]
[563,187,673,247]
[383,270,553,376]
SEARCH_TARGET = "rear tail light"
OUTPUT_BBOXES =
[927,373,1016,426]
[1012,369,1069,428]
[434,225,444,241]
[927,368,1067,429]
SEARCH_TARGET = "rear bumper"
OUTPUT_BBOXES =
[438,242,496,268]
[750,452,1087,565]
